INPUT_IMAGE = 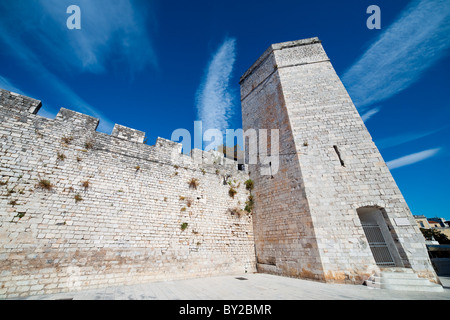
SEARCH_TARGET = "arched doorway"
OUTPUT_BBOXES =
[357,207,405,267]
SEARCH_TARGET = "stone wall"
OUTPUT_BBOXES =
[240,37,439,284]
[0,37,442,298]
[0,89,256,298]
[240,43,324,281]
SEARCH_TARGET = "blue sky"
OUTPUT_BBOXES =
[0,0,449,220]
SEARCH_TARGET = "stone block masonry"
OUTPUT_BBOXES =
[0,89,256,298]
[0,37,443,298]
[240,37,440,285]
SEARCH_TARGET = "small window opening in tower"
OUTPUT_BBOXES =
[333,145,345,167]
[269,162,274,179]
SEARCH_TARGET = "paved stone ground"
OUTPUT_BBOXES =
[11,273,450,300]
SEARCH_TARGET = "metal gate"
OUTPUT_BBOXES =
[361,223,396,267]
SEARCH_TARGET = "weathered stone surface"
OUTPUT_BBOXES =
[0,37,441,298]
[0,88,256,298]
[240,37,439,285]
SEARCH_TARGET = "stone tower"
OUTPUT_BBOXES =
[240,37,439,284]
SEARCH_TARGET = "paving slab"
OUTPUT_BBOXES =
[9,274,450,300]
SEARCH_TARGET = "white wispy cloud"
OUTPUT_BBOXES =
[1,74,58,119]
[196,38,237,135]
[41,72,115,133]
[0,1,155,133]
[376,127,446,149]
[0,1,157,74]
[386,148,441,170]
[342,0,450,111]
[0,76,25,96]
[1,68,114,132]
[361,107,381,122]
[0,26,115,133]
[39,0,157,74]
